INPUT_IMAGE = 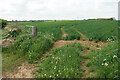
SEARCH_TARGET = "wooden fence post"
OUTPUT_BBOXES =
[32,26,37,36]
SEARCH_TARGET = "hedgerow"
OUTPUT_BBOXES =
[3,32,55,63]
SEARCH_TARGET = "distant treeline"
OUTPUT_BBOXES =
[6,18,116,22]
[7,20,55,22]
[88,17,116,20]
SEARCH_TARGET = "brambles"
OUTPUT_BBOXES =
[3,28,21,38]
[2,23,23,39]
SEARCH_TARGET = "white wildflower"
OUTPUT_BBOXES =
[57,74,58,76]
[101,63,104,65]
[105,63,108,66]
[58,70,60,72]
[66,68,68,70]
[44,74,46,76]
[54,66,56,69]
[113,55,117,58]
[103,59,106,61]
[49,75,52,78]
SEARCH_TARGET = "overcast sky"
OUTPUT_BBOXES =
[0,0,119,20]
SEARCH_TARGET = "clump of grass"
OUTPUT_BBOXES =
[83,38,86,41]
[64,34,80,40]
[96,44,99,48]
[85,46,90,50]
[89,37,94,41]
[86,62,92,67]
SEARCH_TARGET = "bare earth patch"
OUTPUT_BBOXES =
[61,27,68,37]
[5,62,37,78]
[1,39,14,47]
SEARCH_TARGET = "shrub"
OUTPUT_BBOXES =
[2,23,23,39]
[0,19,7,28]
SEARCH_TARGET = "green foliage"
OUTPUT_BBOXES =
[85,46,90,50]
[65,34,80,40]
[2,23,23,39]
[88,41,119,78]
[35,42,84,78]
[0,19,7,28]
[63,26,81,40]
[3,28,21,39]
[3,32,55,63]
[96,45,99,48]
[86,62,92,67]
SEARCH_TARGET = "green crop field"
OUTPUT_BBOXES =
[2,20,119,79]
[19,20,118,42]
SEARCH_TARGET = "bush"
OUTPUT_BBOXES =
[3,28,21,38]
[2,23,23,39]
[0,19,7,28]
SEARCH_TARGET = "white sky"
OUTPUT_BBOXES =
[0,0,119,20]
